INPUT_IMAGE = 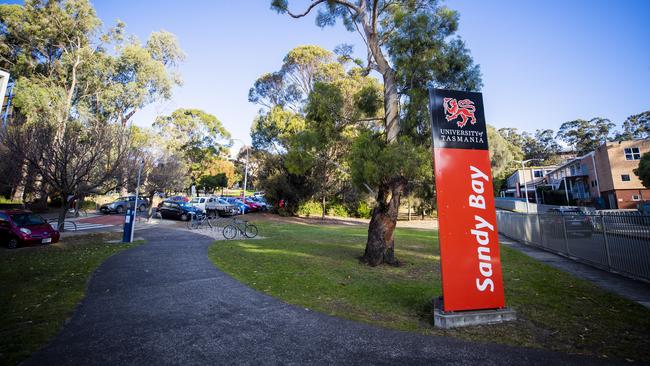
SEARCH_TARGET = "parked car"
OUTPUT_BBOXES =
[0,210,60,249]
[205,197,239,217]
[546,207,594,238]
[100,196,149,214]
[247,196,269,211]
[168,195,190,203]
[224,197,251,214]
[242,199,261,212]
[190,196,210,212]
[157,200,203,221]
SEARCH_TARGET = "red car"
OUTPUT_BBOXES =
[242,199,260,212]
[0,210,60,249]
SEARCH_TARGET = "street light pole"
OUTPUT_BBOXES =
[242,146,249,215]
[231,139,250,215]
[130,160,144,242]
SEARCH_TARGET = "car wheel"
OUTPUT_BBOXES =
[138,204,146,212]
[7,237,18,249]
[116,206,124,214]
[180,213,189,221]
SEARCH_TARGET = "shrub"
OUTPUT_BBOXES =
[297,200,323,217]
[79,200,97,210]
[327,203,349,218]
[355,201,372,219]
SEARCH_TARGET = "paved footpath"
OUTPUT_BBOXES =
[499,235,650,309]
[25,228,621,366]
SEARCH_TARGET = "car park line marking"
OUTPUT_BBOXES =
[48,221,113,231]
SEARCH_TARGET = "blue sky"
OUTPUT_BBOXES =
[6,0,650,145]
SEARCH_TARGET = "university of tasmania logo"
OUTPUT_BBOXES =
[443,98,477,128]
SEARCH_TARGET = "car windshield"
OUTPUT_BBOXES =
[190,198,200,203]
[178,202,193,208]
[10,213,47,226]
[218,199,228,204]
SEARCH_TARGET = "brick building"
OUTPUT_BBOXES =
[504,139,649,209]
[594,139,650,209]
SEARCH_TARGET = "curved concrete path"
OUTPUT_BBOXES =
[25,228,617,365]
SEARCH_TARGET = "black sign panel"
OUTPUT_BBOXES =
[429,88,488,150]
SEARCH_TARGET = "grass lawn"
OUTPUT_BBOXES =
[209,219,650,362]
[0,233,140,366]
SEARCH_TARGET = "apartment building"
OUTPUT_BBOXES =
[503,166,557,202]
[541,139,649,209]
[594,139,650,209]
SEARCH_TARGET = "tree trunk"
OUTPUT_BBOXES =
[57,194,71,232]
[11,161,28,202]
[382,68,400,144]
[362,61,402,266]
[146,192,156,222]
[321,196,326,220]
[362,178,406,266]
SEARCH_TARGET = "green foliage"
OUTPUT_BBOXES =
[251,106,306,151]
[249,45,343,111]
[615,111,650,140]
[297,200,323,217]
[497,127,561,164]
[557,118,615,155]
[198,173,228,193]
[1,0,186,208]
[355,200,373,219]
[79,200,97,211]
[487,125,520,181]
[154,108,230,181]
[634,152,650,188]
[327,203,349,217]
[349,132,431,190]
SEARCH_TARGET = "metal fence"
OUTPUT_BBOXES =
[496,210,650,283]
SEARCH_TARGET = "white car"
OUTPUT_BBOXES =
[191,196,238,217]
[190,196,211,212]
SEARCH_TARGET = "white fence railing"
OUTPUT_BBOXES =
[497,210,650,283]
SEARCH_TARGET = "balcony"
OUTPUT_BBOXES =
[570,190,591,200]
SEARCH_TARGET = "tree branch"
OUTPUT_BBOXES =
[286,0,363,19]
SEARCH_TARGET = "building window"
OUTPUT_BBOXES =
[624,147,641,160]
[632,195,641,201]
[621,174,631,182]
[533,170,543,178]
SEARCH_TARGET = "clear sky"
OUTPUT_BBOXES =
[6,0,650,145]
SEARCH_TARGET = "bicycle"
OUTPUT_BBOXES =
[187,211,213,230]
[223,219,258,239]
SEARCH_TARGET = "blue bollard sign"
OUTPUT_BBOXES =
[122,209,135,243]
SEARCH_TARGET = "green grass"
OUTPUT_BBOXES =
[0,197,22,205]
[0,233,140,366]
[209,220,650,362]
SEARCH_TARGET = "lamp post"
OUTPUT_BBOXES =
[231,139,249,215]
[130,160,144,242]
[515,159,542,214]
